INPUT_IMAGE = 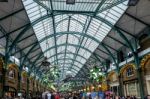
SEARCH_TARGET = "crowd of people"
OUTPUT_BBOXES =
[80,92,150,99]
[2,92,150,99]
[42,91,60,99]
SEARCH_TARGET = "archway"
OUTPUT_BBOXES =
[120,63,139,97]
[141,54,150,95]
[107,71,119,95]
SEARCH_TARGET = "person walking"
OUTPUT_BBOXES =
[55,93,60,99]
[47,92,51,99]
[51,93,55,99]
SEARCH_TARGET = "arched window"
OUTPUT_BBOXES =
[126,67,134,77]
[8,69,15,79]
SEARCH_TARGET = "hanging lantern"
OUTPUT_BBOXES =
[41,57,50,66]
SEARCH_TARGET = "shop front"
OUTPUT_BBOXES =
[107,71,119,95]
[5,63,18,98]
[29,76,34,93]
[21,71,27,97]
[0,58,3,96]
[120,63,140,97]
[141,54,150,95]
[4,86,17,97]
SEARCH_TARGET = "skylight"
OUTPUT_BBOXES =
[22,0,128,79]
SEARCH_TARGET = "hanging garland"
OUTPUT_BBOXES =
[22,71,27,77]
[89,66,105,82]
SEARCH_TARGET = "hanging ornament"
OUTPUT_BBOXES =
[41,57,50,66]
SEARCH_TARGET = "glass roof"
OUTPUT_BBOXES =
[22,0,128,79]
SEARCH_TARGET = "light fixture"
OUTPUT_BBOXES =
[66,0,75,4]
[92,86,95,89]
[128,0,139,6]
[98,85,101,87]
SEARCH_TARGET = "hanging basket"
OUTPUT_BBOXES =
[22,71,27,77]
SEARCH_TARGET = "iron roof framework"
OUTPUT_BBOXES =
[0,0,150,82]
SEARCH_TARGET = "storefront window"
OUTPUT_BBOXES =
[126,67,134,77]
[0,71,2,81]
[112,74,117,81]
[8,69,15,79]
[125,82,140,97]
[21,77,26,83]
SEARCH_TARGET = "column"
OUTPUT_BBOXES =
[0,69,3,98]
[134,52,144,99]
[17,70,22,94]
[26,77,29,98]
[118,75,123,96]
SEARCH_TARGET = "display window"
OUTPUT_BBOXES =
[124,82,140,97]
[126,67,134,77]
[8,69,15,79]
[21,71,27,83]
[4,86,17,98]
[7,64,18,80]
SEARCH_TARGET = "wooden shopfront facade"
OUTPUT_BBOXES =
[4,64,19,98]
[107,71,119,95]
[120,63,140,97]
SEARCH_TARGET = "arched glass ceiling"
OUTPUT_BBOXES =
[22,0,128,79]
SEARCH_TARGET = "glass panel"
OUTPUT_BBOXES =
[22,0,128,77]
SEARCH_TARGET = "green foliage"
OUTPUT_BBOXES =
[89,66,104,82]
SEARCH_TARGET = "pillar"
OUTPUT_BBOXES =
[134,52,144,99]
[26,77,29,98]
[17,69,22,94]
[118,75,123,96]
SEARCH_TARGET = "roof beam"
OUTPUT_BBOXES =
[11,41,38,55]
[42,67,84,77]
[71,0,106,73]
[71,0,107,71]
[102,43,118,52]
[0,8,24,21]
[39,43,99,59]
[50,0,58,65]
[34,51,97,66]
[97,48,110,56]
[56,17,84,27]
[98,0,128,13]
[39,52,87,65]
[33,0,51,11]
[115,25,137,38]
[18,47,40,59]
[125,12,150,27]
[70,17,92,70]
[54,10,94,15]
[0,25,33,73]
[17,33,35,43]
[0,23,30,39]
[26,50,41,60]
[62,16,71,78]
[38,58,88,74]
[94,0,106,15]
[9,12,129,75]
[107,35,128,47]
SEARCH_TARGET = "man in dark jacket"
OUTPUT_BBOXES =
[51,93,55,99]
